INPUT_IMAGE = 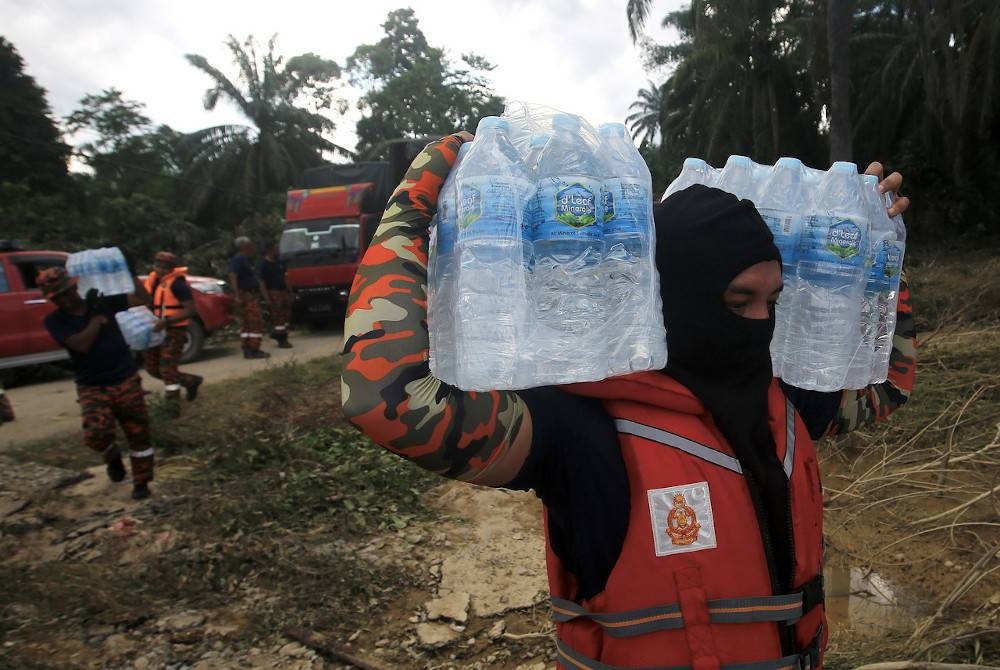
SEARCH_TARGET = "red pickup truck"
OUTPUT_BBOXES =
[0,244,234,369]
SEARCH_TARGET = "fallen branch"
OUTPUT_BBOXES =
[910,483,1000,526]
[285,627,395,670]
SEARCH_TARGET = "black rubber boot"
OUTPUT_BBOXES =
[131,483,151,500]
[244,349,271,360]
[277,333,292,349]
[186,375,204,402]
[106,457,126,483]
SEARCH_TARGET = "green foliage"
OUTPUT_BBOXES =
[629,0,1000,237]
[347,8,504,159]
[182,34,352,223]
[0,36,70,192]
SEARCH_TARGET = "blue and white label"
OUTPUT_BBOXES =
[456,176,533,242]
[826,219,862,259]
[535,176,603,243]
[459,185,483,230]
[603,177,650,237]
[758,208,801,265]
[601,185,616,223]
[797,215,866,267]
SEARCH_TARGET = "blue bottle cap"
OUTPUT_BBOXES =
[528,133,550,148]
[683,157,708,170]
[862,174,879,188]
[476,116,511,134]
[831,161,858,174]
[552,114,582,133]
[726,155,752,168]
[775,156,803,169]
[598,123,627,138]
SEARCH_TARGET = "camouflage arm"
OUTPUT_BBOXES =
[341,134,532,485]
[824,274,917,436]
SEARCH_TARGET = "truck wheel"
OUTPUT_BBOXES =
[180,321,206,364]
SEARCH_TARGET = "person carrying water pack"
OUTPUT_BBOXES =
[341,134,916,669]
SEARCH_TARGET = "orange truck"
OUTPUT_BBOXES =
[280,143,426,323]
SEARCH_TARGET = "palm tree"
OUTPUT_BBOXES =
[182,35,351,221]
[627,80,665,146]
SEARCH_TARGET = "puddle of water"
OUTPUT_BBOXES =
[823,564,916,636]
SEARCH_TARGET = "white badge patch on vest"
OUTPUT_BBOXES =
[647,481,717,557]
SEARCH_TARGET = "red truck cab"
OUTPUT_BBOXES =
[280,142,430,323]
[281,181,381,320]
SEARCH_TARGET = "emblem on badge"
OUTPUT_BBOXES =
[666,493,700,545]
[647,482,717,557]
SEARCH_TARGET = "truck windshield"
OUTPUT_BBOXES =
[280,219,360,256]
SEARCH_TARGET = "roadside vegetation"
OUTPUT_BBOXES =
[1,251,998,669]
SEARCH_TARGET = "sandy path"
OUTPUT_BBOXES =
[0,331,343,449]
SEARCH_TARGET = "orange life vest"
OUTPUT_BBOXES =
[551,372,827,670]
[144,267,190,328]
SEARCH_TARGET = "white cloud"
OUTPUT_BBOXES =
[1,0,683,154]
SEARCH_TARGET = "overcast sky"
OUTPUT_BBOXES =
[1,0,682,156]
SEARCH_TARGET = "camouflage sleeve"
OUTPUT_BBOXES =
[340,134,531,484]
[824,273,917,436]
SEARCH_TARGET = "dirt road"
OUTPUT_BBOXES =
[0,331,343,449]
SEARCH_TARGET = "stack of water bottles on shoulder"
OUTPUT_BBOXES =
[66,247,134,296]
[428,102,667,391]
[665,155,907,391]
[66,247,164,351]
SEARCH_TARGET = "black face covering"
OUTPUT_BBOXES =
[654,184,793,589]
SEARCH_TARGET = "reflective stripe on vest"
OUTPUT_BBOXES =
[782,398,796,477]
[614,419,743,474]
[616,402,798,481]
[551,590,804,639]
[556,637,820,670]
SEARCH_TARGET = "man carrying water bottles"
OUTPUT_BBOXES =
[341,134,916,669]
[143,251,203,417]
[229,237,270,360]
[39,267,157,500]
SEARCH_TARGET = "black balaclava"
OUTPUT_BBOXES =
[654,184,793,589]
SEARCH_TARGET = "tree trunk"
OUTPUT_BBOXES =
[827,0,853,162]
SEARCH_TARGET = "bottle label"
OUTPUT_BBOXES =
[535,177,602,242]
[603,177,650,237]
[797,215,865,266]
[601,185,616,223]
[457,176,533,242]
[758,208,801,263]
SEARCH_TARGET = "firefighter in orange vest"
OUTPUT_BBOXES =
[143,251,203,417]
[340,136,916,669]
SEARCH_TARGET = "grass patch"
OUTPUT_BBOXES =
[0,355,441,666]
[821,250,1000,666]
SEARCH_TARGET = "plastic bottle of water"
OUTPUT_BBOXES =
[453,117,534,390]
[524,133,550,172]
[663,157,713,199]
[844,175,884,388]
[871,190,906,383]
[717,155,758,200]
[756,157,806,378]
[785,161,870,391]
[598,122,661,374]
[428,143,471,384]
[533,113,606,382]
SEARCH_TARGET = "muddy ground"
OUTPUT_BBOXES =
[1,250,998,670]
